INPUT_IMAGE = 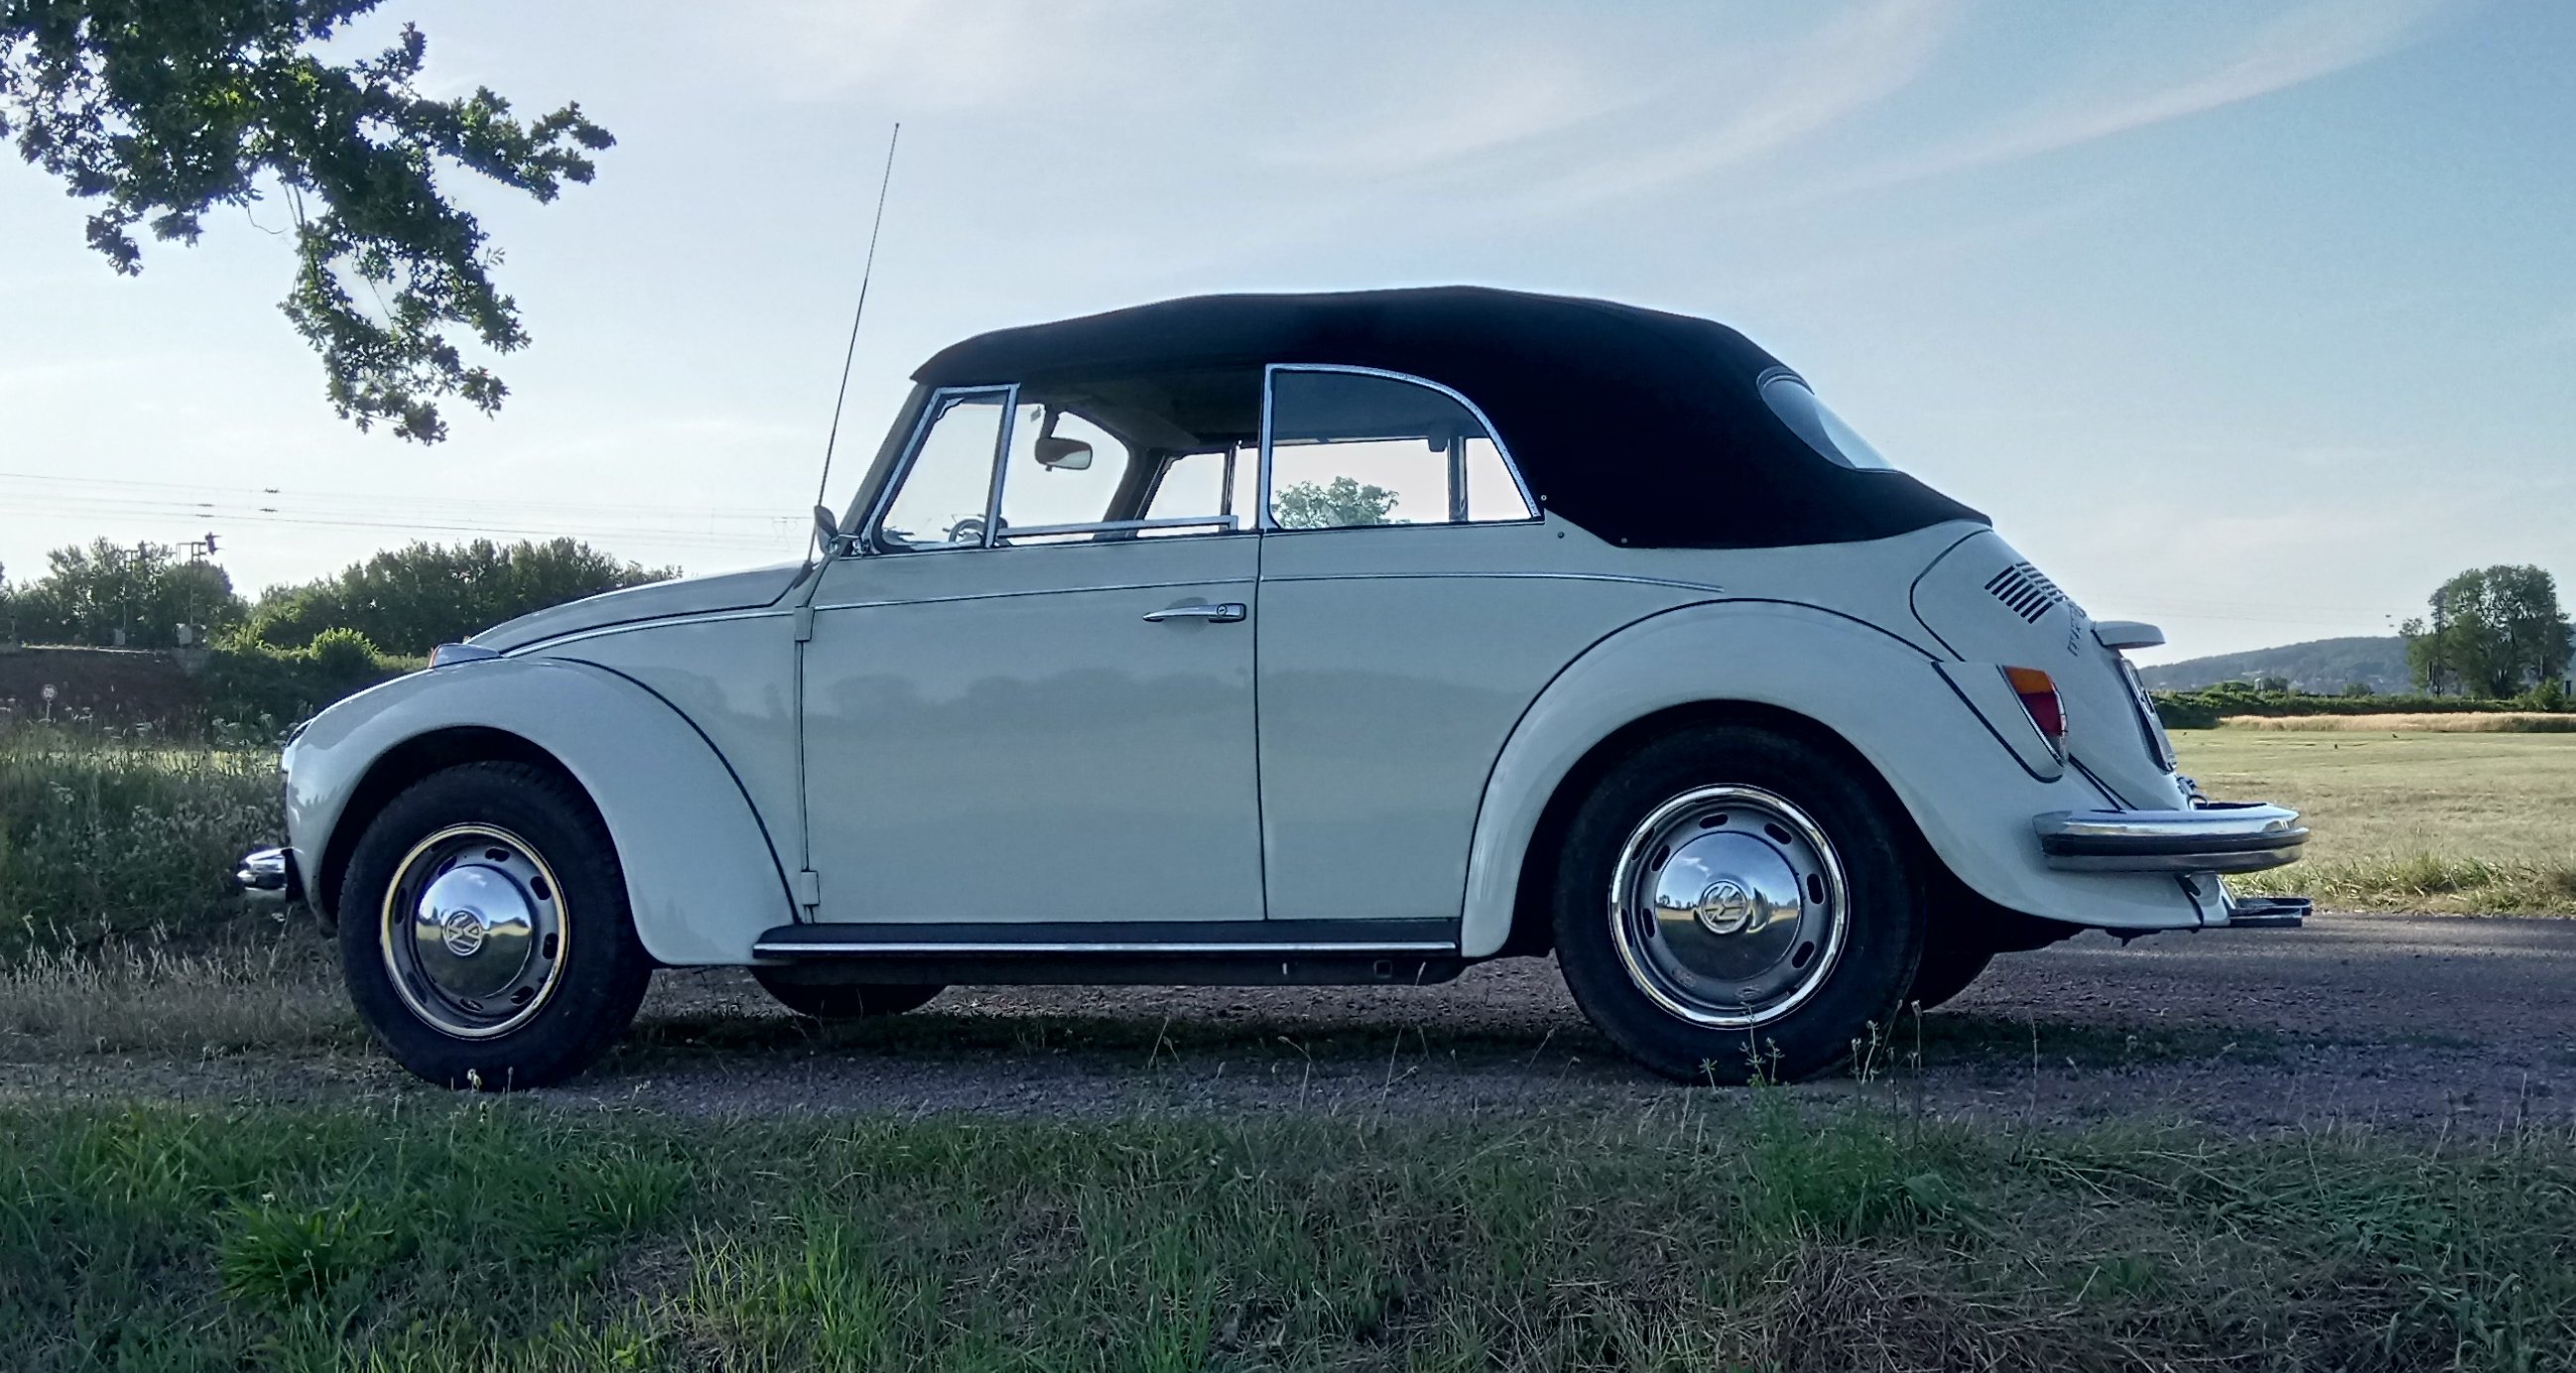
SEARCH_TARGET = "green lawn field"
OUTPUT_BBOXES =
[2176,729,2576,912]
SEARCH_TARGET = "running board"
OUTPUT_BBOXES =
[750,920,1467,987]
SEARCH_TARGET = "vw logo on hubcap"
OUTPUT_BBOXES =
[440,908,489,958]
[1692,878,1760,936]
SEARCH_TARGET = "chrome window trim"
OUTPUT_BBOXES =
[998,514,1244,541]
[860,384,1018,557]
[1259,363,1541,532]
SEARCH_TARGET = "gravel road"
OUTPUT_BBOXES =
[13,912,2572,1132]
[564,911,2576,1131]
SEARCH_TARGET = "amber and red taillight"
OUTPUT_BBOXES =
[2002,667,2066,755]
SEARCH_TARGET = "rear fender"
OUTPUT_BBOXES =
[1460,600,2208,956]
[285,658,795,964]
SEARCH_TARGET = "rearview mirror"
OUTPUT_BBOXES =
[1034,437,1094,471]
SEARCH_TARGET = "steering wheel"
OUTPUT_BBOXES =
[942,515,989,546]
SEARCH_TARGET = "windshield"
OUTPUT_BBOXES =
[1758,373,1895,471]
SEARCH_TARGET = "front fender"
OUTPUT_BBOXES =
[1459,600,2207,957]
[285,658,795,964]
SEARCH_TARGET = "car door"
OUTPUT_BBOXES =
[801,386,1264,926]
[1253,366,1701,924]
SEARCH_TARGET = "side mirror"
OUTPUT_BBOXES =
[1034,436,1094,471]
[813,504,849,556]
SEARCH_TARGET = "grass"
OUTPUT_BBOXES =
[2224,712,2576,732]
[3,1096,2573,1371]
[0,726,282,959]
[2175,729,2576,913]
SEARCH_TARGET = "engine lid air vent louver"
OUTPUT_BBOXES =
[1985,562,2070,624]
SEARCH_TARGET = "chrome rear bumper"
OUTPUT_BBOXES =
[2033,802,2306,874]
[235,846,302,905]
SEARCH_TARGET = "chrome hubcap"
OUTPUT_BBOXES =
[1608,785,1847,1029]
[380,824,568,1039]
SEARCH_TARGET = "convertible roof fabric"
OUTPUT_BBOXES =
[916,286,1986,550]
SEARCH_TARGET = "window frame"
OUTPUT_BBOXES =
[861,383,1249,555]
[861,384,1015,556]
[1258,364,1538,534]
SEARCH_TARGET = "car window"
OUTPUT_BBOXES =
[1265,368,1533,530]
[1140,444,1258,537]
[1758,373,1896,471]
[877,391,1007,551]
[997,404,1134,544]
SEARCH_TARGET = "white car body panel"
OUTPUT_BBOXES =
[1254,521,1716,923]
[282,657,795,964]
[801,535,1266,924]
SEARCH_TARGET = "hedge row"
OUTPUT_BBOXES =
[2150,685,2574,729]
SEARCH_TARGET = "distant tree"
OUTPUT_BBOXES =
[243,538,677,656]
[0,3,612,441]
[2255,676,2291,693]
[2402,564,2573,697]
[6,539,247,647]
[2341,682,2375,697]
[1273,477,1400,530]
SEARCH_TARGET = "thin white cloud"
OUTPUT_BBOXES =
[1515,0,1960,210]
[715,0,1184,108]
[1264,44,1639,180]
[1855,0,2450,189]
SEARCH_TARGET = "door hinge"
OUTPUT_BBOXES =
[792,603,814,642]
[794,869,822,907]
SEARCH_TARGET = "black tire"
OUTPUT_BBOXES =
[338,762,652,1090]
[750,972,944,1020]
[1551,725,1927,1084]
[1905,935,1995,1013]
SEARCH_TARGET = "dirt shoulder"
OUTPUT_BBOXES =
[6,911,2570,1133]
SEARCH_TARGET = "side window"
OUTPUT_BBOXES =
[997,404,1134,543]
[1265,368,1533,530]
[877,391,1007,551]
[1140,443,1259,536]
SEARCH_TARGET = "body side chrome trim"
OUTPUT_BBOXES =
[753,939,1461,957]
[1256,569,1727,594]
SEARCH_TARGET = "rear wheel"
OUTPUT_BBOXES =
[750,972,944,1020]
[338,762,652,1089]
[1552,725,1927,1083]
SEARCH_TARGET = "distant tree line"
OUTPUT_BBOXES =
[1,538,675,658]
[2401,564,2573,699]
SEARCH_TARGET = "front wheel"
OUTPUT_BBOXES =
[1552,725,1927,1083]
[338,762,653,1089]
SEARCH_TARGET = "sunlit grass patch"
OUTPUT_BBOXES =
[3,1099,2571,1371]
[0,726,283,958]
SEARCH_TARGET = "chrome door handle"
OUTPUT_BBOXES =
[1141,601,1247,624]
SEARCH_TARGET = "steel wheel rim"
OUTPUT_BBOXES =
[379,823,569,1040]
[1607,785,1849,1030]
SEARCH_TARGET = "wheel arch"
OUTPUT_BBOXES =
[1490,699,1918,958]
[313,726,585,926]
[287,658,798,964]
[1459,598,2204,957]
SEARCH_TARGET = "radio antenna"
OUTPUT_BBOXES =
[813,121,903,516]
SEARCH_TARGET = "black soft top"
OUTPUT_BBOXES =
[916,286,1985,550]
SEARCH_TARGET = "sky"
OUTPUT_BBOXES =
[2,0,2570,664]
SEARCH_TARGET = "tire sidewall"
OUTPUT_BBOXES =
[1553,725,1926,1083]
[339,763,650,1089]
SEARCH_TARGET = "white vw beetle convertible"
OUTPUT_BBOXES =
[241,288,2309,1088]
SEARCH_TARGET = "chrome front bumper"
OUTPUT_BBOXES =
[2033,802,2307,874]
[235,846,302,905]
